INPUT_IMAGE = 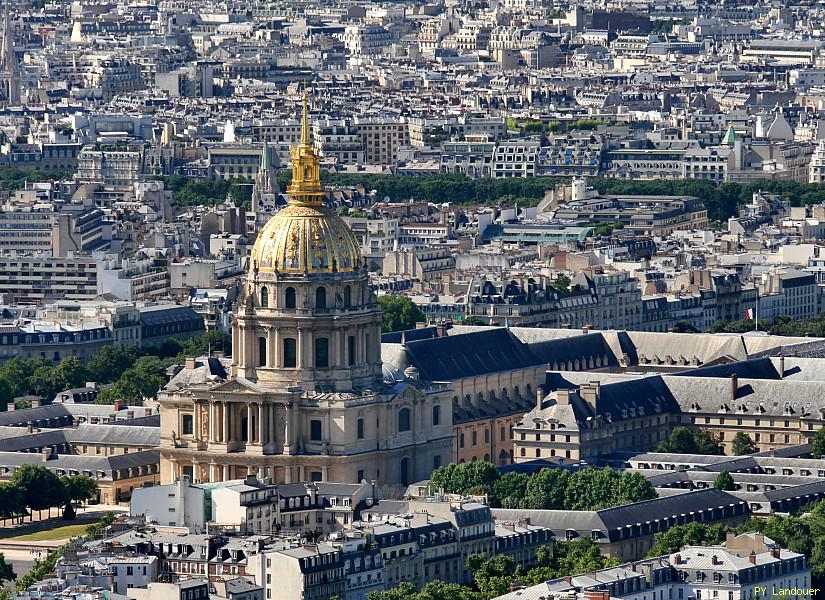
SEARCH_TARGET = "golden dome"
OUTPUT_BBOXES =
[250,203,362,273]
[249,90,362,274]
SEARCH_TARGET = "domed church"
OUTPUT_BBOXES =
[158,94,452,487]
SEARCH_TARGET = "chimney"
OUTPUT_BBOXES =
[730,374,738,402]
[711,555,719,565]
[436,322,449,337]
[114,399,123,412]
[671,553,681,565]
[27,422,34,433]
[536,386,545,410]
[6,403,13,412]
[185,357,196,369]
[779,355,785,379]
[771,548,780,559]
[749,553,757,565]
[580,381,600,406]
[556,389,571,406]
[42,447,53,462]
[582,325,591,335]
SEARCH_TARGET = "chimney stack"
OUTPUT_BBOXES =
[556,388,571,406]
[536,386,545,410]
[114,399,123,412]
[185,357,197,369]
[749,553,757,565]
[779,355,785,379]
[730,373,738,402]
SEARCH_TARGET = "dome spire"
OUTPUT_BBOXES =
[287,85,325,206]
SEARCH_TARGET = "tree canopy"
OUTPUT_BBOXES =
[646,523,728,557]
[655,426,724,455]
[428,462,656,510]
[714,470,735,491]
[378,295,426,333]
[731,432,757,456]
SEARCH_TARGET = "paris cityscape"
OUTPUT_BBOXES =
[0,0,824,599]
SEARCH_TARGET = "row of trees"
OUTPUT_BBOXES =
[165,174,253,208]
[646,500,825,585]
[0,512,117,600]
[371,498,825,600]
[0,330,230,409]
[709,310,825,338]
[368,539,617,600]
[654,426,724,455]
[429,462,657,510]
[268,172,825,223]
[0,465,98,524]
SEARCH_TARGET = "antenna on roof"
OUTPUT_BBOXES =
[208,342,212,358]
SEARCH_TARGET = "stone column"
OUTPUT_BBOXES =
[222,402,229,443]
[284,403,293,454]
[258,404,264,445]
[298,465,305,481]
[193,401,200,444]
[321,465,329,482]
[209,402,215,443]
[247,404,254,444]
[267,327,276,367]
[209,462,217,482]
[284,466,292,484]
[222,464,229,480]
[273,327,280,367]
[297,327,307,368]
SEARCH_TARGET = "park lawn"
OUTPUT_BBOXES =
[6,523,90,542]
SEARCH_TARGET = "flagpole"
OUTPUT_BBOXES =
[755,289,759,332]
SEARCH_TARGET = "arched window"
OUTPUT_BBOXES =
[283,338,297,368]
[315,337,329,368]
[260,286,269,308]
[316,287,327,309]
[432,405,440,427]
[258,337,267,367]
[285,287,296,309]
[343,285,352,307]
[398,408,411,432]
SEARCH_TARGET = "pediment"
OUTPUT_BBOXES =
[209,377,265,394]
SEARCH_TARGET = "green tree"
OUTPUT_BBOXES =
[0,483,23,524]
[87,345,138,383]
[429,461,499,496]
[731,432,757,455]
[466,553,516,599]
[378,295,426,333]
[62,475,99,512]
[656,426,723,455]
[523,468,569,509]
[522,539,620,584]
[714,470,735,491]
[552,274,571,292]
[10,464,65,520]
[812,426,825,459]
[0,553,15,585]
[54,356,89,390]
[491,472,529,508]
[461,316,486,326]
[646,523,727,557]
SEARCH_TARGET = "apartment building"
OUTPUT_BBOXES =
[0,254,101,303]
[493,533,808,600]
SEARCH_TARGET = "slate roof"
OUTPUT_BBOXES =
[0,404,72,427]
[491,488,745,543]
[673,357,780,380]
[66,424,160,447]
[391,328,542,381]
[138,306,203,326]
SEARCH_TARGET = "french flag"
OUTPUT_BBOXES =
[745,308,755,320]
